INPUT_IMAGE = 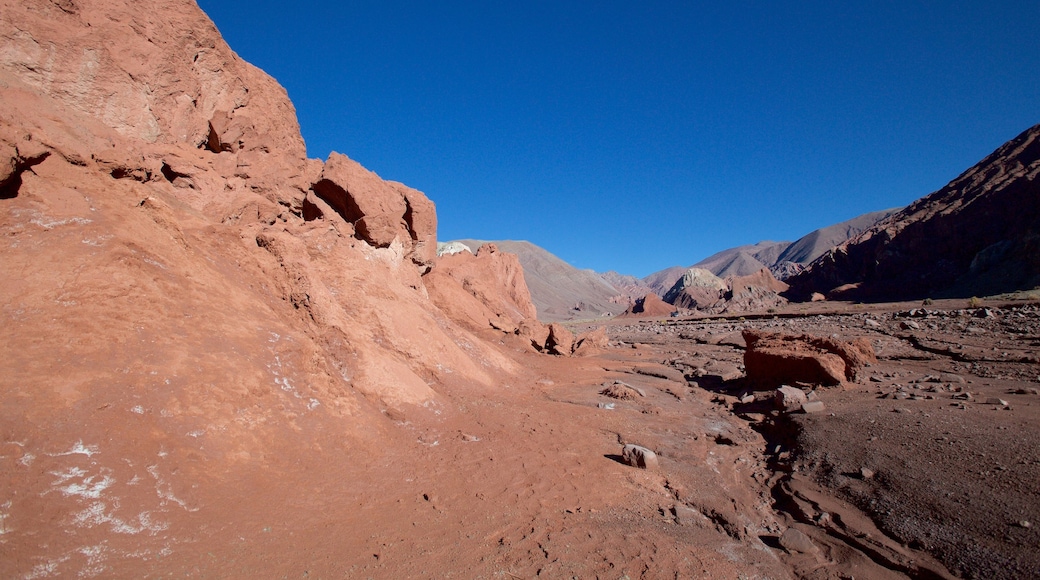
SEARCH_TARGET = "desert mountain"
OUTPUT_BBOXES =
[660,266,789,314]
[692,240,791,279]
[641,209,899,289]
[788,123,1040,301]
[446,239,627,321]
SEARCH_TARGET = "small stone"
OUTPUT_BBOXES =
[738,392,755,404]
[621,444,659,470]
[1018,520,1032,528]
[900,320,921,330]
[779,527,817,554]
[801,401,826,414]
[860,467,875,479]
[984,398,1009,407]
[775,385,808,412]
[672,504,701,527]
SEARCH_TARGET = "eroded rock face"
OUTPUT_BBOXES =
[0,0,306,158]
[743,330,876,387]
[621,293,675,317]
[546,323,575,356]
[424,242,540,336]
[724,268,789,312]
[312,153,437,271]
[0,1,534,572]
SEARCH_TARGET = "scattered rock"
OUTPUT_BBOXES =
[775,385,808,412]
[801,401,825,414]
[860,467,875,480]
[621,444,659,470]
[779,527,817,554]
[600,381,645,400]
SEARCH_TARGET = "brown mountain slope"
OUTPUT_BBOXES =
[787,124,1040,301]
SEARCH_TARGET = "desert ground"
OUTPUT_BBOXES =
[10,297,1037,578]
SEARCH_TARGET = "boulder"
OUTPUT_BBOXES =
[545,323,575,356]
[743,330,876,387]
[312,153,410,248]
[779,527,817,554]
[775,385,808,412]
[621,444,660,470]
[573,326,609,356]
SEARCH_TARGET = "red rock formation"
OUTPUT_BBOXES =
[0,1,543,573]
[743,330,876,387]
[424,243,540,335]
[312,153,436,271]
[619,293,675,318]
[723,268,789,312]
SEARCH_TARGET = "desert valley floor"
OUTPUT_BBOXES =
[7,298,1037,579]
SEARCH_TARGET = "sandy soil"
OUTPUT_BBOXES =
[4,298,1038,578]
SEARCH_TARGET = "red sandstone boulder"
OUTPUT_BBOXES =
[546,323,575,356]
[573,326,609,356]
[743,330,876,387]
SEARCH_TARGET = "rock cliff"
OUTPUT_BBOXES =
[0,1,542,574]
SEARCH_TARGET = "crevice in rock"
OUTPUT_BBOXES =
[1,150,51,199]
[302,197,323,222]
[311,178,365,231]
[403,197,419,241]
[205,121,222,153]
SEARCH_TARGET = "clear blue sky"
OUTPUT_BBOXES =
[197,1,1039,278]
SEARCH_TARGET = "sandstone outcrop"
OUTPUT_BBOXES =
[448,239,627,321]
[743,330,876,387]
[723,268,789,312]
[0,1,540,573]
[424,242,540,336]
[664,268,727,310]
[620,293,675,317]
[787,124,1040,301]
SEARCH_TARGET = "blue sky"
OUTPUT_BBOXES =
[197,1,1039,278]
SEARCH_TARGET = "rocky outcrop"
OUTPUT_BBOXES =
[448,239,627,321]
[0,0,306,159]
[787,124,1040,301]
[743,330,876,387]
[313,153,436,271]
[0,2,540,573]
[663,268,727,310]
[424,242,539,335]
[722,268,789,313]
[620,293,675,318]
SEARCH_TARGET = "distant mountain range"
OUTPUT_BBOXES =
[442,208,897,320]
[444,123,1040,319]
